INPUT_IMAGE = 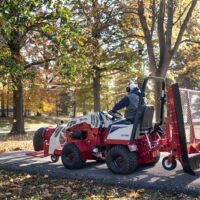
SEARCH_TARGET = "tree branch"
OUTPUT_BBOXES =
[180,39,200,45]
[171,0,198,59]
[157,0,166,69]
[24,58,56,69]
[150,0,156,37]
[173,1,192,25]
[137,0,157,74]
[166,0,173,51]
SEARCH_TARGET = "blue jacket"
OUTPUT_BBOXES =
[112,88,141,112]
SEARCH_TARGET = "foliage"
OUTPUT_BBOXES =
[58,92,74,116]
[67,0,143,111]
[0,0,200,121]
[0,0,84,78]
[0,0,85,134]
[172,10,200,89]
[124,0,199,77]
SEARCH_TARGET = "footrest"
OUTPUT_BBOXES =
[26,150,47,158]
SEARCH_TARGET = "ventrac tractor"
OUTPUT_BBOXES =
[28,76,200,175]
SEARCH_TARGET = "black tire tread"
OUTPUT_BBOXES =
[33,127,45,151]
[61,143,85,169]
[162,156,177,171]
[106,145,138,174]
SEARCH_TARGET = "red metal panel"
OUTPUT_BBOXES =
[73,140,93,160]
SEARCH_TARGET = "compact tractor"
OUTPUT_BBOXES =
[28,76,200,175]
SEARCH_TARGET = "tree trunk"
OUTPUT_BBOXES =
[73,100,76,117]
[1,84,6,117]
[10,78,25,135]
[93,69,101,112]
[6,82,9,117]
[153,69,166,121]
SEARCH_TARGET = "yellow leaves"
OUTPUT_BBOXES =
[128,190,140,199]
[0,140,32,153]
[42,101,55,113]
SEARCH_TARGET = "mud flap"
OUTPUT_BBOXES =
[172,84,200,175]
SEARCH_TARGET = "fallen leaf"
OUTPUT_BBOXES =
[44,174,48,178]
[0,193,5,198]
[66,186,72,194]
[13,147,22,151]
[26,174,31,179]
[43,189,52,198]
[9,178,14,183]
[72,193,77,198]
[39,184,47,189]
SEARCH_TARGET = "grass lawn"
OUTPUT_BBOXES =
[0,116,68,134]
[0,116,69,152]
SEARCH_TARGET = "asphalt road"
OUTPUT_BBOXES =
[0,151,200,195]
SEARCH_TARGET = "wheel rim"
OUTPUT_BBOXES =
[52,156,57,161]
[65,152,74,161]
[164,159,172,168]
[113,155,124,168]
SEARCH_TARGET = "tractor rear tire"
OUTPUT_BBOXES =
[61,143,85,169]
[33,127,45,151]
[106,145,138,174]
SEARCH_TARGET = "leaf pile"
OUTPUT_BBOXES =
[0,170,199,200]
[0,134,33,153]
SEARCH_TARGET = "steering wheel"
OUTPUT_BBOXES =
[108,110,122,120]
[153,123,164,137]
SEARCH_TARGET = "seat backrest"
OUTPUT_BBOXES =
[140,105,154,130]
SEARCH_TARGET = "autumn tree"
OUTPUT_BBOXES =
[124,0,199,77]
[172,7,200,89]
[0,47,10,117]
[69,0,141,112]
[0,0,83,134]
[122,0,199,118]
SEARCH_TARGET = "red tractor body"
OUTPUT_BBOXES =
[28,76,200,175]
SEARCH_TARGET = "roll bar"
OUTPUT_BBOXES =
[129,76,166,145]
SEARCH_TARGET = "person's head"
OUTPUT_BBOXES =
[126,83,141,95]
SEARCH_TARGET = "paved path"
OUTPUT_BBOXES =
[0,151,200,195]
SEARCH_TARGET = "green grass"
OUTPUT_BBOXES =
[0,116,69,134]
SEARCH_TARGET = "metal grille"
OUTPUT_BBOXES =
[179,88,200,143]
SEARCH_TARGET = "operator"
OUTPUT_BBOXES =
[111,83,141,122]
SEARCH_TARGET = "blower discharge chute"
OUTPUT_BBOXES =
[27,76,200,175]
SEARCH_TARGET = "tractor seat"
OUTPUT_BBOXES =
[139,105,154,134]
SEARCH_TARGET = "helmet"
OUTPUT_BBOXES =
[126,83,138,93]
[126,83,141,96]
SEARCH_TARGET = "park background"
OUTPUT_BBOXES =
[0,0,200,199]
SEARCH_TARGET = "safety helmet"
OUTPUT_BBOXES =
[126,83,138,93]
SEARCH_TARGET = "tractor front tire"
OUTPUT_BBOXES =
[33,127,45,151]
[162,156,177,171]
[106,145,138,174]
[61,143,85,169]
